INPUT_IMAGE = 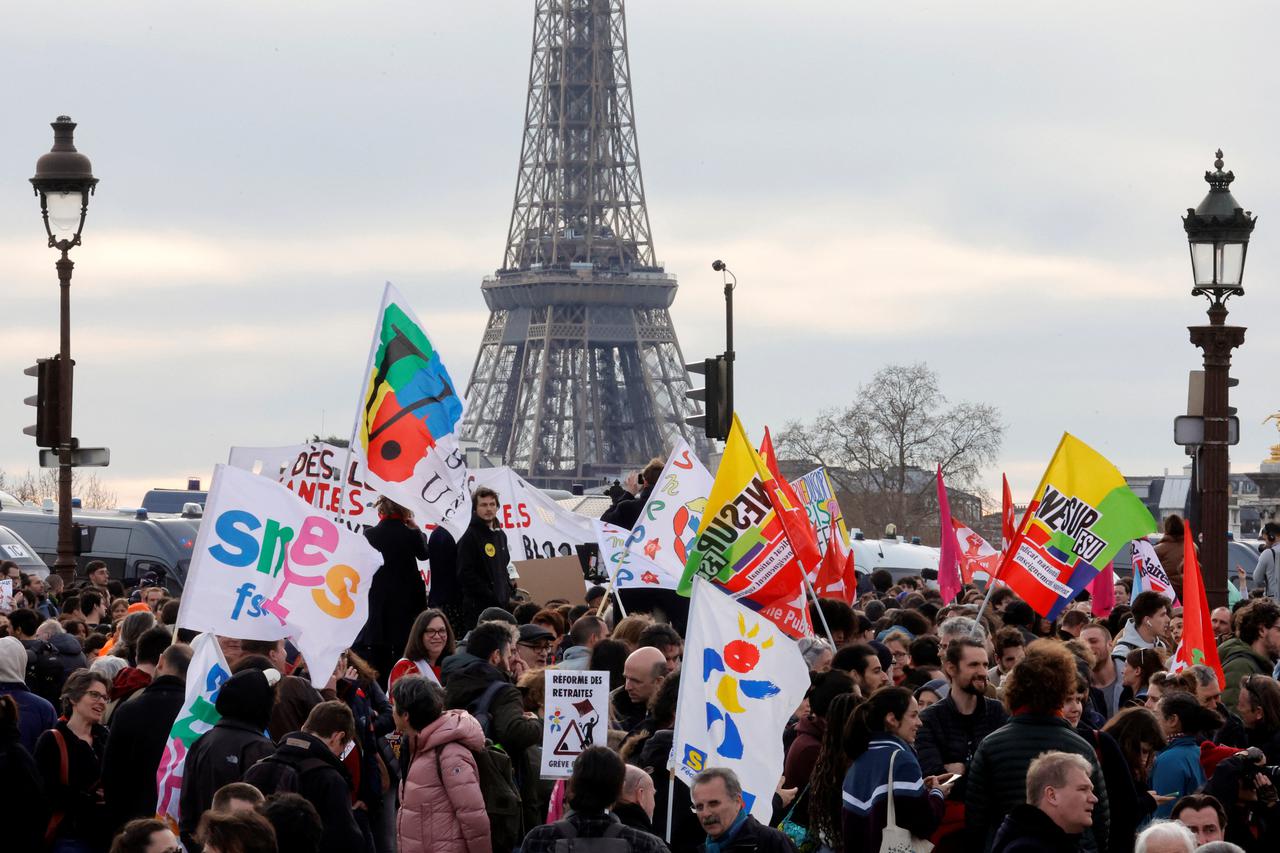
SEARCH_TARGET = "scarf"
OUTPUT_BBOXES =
[705,808,750,853]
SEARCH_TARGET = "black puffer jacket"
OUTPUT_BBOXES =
[992,804,1081,853]
[178,670,275,848]
[915,692,1008,777]
[456,514,512,616]
[245,731,364,853]
[966,713,1109,853]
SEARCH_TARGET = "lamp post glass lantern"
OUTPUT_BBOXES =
[1184,149,1252,610]
[30,115,97,582]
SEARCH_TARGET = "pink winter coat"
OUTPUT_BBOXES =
[397,709,492,853]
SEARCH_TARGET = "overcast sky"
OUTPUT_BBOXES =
[3,1,1279,509]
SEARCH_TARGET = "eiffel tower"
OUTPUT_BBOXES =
[461,0,712,490]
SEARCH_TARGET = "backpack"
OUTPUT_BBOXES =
[548,819,632,853]
[466,679,508,740]
[462,679,525,850]
[26,641,64,706]
[243,749,331,795]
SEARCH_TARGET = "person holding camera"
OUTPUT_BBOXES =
[1202,747,1280,852]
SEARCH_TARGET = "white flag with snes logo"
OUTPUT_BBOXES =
[671,578,809,823]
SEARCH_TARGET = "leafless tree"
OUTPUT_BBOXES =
[0,469,118,509]
[777,362,1002,540]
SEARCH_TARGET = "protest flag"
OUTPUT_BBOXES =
[1087,562,1115,618]
[936,466,962,604]
[177,464,384,688]
[814,519,857,603]
[350,282,470,537]
[789,466,852,557]
[671,578,810,823]
[1170,521,1224,688]
[679,416,814,639]
[155,633,232,828]
[596,520,677,591]
[952,519,1001,585]
[1002,474,1015,555]
[759,427,823,577]
[625,438,715,581]
[1131,538,1179,604]
[995,433,1155,619]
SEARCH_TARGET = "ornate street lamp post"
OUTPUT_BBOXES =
[1184,150,1255,609]
[30,116,98,583]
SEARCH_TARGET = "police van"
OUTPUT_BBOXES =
[0,506,199,592]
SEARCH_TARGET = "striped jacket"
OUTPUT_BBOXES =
[841,735,944,851]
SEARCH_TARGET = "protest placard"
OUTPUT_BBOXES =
[515,556,589,607]
[540,669,610,779]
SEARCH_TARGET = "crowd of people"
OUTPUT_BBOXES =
[2,493,1280,853]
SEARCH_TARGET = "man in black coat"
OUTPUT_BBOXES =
[690,767,796,853]
[103,642,192,832]
[600,458,665,531]
[426,524,468,636]
[179,669,276,849]
[992,751,1097,853]
[355,497,428,685]
[456,487,513,622]
[244,701,365,853]
[916,637,1009,788]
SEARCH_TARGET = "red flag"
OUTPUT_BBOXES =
[1002,474,1015,556]
[1087,562,1115,618]
[814,520,857,603]
[936,465,962,604]
[1171,521,1224,687]
[759,428,823,577]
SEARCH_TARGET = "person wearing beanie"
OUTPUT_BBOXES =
[0,635,57,752]
[178,669,276,850]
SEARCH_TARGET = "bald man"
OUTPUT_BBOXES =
[612,646,669,734]
[1211,607,1233,643]
[615,764,657,833]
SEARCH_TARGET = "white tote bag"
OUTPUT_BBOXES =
[878,748,935,853]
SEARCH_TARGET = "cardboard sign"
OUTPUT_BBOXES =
[515,556,590,607]
[540,669,610,779]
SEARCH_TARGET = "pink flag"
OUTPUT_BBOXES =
[1088,561,1115,617]
[936,465,962,604]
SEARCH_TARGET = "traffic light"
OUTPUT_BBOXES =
[686,355,729,441]
[23,355,66,448]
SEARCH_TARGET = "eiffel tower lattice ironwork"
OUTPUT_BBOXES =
[462,0,712,490]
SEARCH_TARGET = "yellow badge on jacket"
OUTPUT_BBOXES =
[484,543,496,557]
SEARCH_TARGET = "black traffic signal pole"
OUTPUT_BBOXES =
[714,260,736,428]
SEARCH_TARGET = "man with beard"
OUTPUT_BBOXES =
[916,638,1009,785]
[1081,623,1124,720]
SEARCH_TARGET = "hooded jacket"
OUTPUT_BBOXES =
[102,674,186,831]
[0,635,56,753]
[1220,636,1273,708]
[178,670,275,845]
[46,630,88,681]
[245,730,364,853]
[397,709,490,853]
[441,653,540,756]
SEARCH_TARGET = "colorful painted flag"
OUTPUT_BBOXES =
[596,520,677,590]
[936,466,962,604]
[952,519,1001,584]
[679,416,814,639]
[626,439,715,581]
[759,428,823,578]
[996,433,1156,619]
[1002,474,1016,555]
[1131,538,1178,604]
[1088,562,1116,618]
[671,578,810,823]
[1170,521,1224,688]
[814,519,857,603]
[789,467,851,557]
[155,633,231,829]
[177,464,384,688]
[351,283,470,536]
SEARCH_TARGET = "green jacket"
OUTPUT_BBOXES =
[1220,637,1272,708]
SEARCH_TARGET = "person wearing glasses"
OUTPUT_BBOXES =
[34,668,113,852]
[390,609,456,689]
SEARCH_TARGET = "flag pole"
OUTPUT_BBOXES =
[665,766,675,843]
[803,574,837,649]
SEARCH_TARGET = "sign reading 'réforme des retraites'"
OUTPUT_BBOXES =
[540,669,610,779]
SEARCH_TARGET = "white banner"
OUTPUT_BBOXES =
[540,669,610,779]
[1132,538,1178,603]
[672,578,809,823]
[626,439,713,579]
[228,442,377,530]
[155,633,231,827]
[350,283,471,538]
[177,464,384,687]
[468,467,596,562]
[596,521,677,590]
